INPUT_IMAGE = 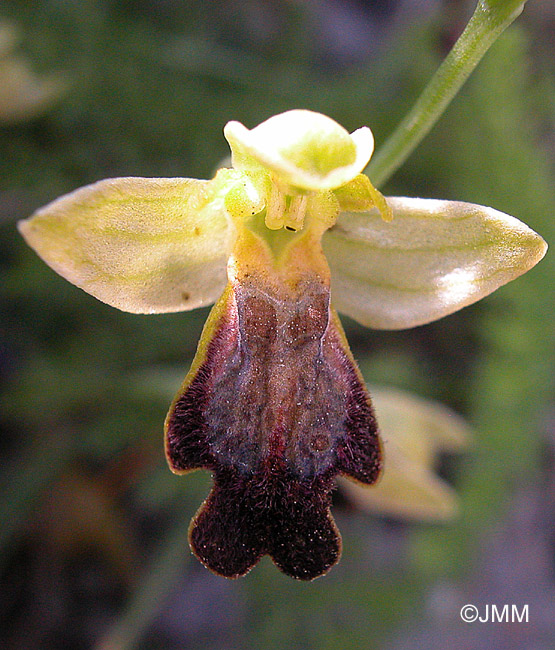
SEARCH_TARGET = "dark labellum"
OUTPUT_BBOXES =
[165,275,381,580]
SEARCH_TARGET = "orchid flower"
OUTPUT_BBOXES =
[18,109,546,580]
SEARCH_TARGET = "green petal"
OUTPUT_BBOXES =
[323,197,547,329]
[18,175,232,313]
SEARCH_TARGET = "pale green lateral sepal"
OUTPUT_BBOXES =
[340,387,471,521]
[18,173,236,313]
[323,197,547,329]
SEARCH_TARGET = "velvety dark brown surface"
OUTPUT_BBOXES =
[189,465,340,580]
[166,276,381,579]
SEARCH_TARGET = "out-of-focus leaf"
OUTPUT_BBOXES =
[340,387,471,521]
[0,56,67,123]
[95,513,191,650]
[0,20,18,58]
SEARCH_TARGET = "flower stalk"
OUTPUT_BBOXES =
[367,0,529,186]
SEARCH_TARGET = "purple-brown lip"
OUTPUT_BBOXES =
[165,276,381,580]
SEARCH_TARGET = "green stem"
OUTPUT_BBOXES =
[367,0,528,187]
[94,511,191,650]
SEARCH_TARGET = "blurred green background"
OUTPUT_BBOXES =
[1,1,553,649]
